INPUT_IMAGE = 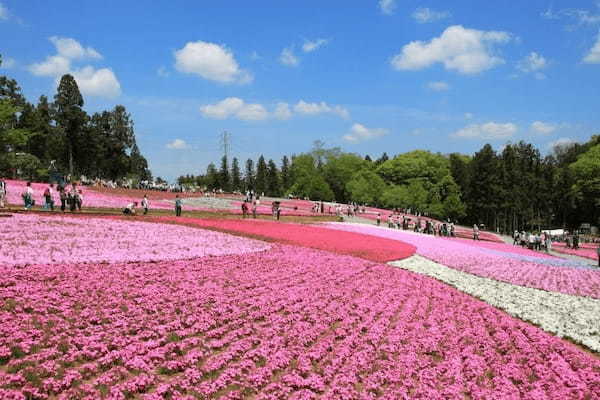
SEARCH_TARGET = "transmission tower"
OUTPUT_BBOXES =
[219,131,230,160]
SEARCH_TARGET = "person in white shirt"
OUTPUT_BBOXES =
[0,178,6,208]
[141,195,149,215]
[123,202,137,215]
[22,182,35,210]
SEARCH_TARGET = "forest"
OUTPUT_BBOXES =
[179,137,600,233]
[0,55,151,183]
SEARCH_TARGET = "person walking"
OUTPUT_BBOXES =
[59,186,67,212]
[68,183,78,212]
[241,201,249,218]
[76,189,83,211]
[473,224,480,241]
[43,184,55,211]
[376,213,381,226]
[22,182,34,210]
[0,177,6,208]
[175,195,182,217]
[252,199,257,218]
[141,195,149,215]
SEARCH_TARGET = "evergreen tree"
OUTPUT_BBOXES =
[205,163,219,190]
[244,158,255,191]
[255,155,268,195]
[466,144,502,229]
[231,157,242,192]
[280,155,291,192]
[53,74,85,176]
[219,155,230,191]
[266,159,280,196]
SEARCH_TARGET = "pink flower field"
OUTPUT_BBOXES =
[553,243,599,261]
[2,236,600,399]
[0,214,270,266]
[326,223,600,299]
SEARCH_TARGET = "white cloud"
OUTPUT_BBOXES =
[293,100,349,119]
[583,33,600,63]
[0,56,16,69]
[391,25,511,74]
[379,0,396,15]
[0,3,8,20]
[166,139,189,150]
[464,112,474,119]
[517,52,548,79]
[200,97,268,121]
[250,51,261,61]
[427,81,450,91]
[273,102,292,120]
[302,38,329,53]
[452,122,517,140]
[174,40,252,84]
[343,123,388,143]
[531,121,556,135]
[29,55,71,77]
[279,47,299,67]
[157,66,170,77]
[28,37,120,98]
[50,36,102,60]
[200,98,348,121]
[71,66,121,98]
[542,7,600,26]
[412,8,451,23]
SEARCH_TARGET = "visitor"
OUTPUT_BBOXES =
[241,201,249,218]
[123,201,137,215]
[252,199,257,218]
[0,177,6,208]
[473,224,480,241]
[76,189,83,211]
[43,184,55,211]
[68,183,78,212]
[387,214,393,228]
[376,213,381,226]
[59,186,67,212]
[141,195,149,215]
[22,182,34,210]
[175,195,182,217]
[545,232,552,253]
[513,230,520,246]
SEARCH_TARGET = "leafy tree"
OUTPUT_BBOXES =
[570,144,600,227]
[288,153,334,200]
[322,153,366,202]
[205,163,219,190]
[231,157,242,192]
[346,169,386,205]
[465,144,502,228]
[377,150,450,186]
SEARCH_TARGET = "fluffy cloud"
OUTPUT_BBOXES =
[157,66,170,77]
[50,36,102,60]
[199,98,348,121]
[273,102,292,120]
[200,97,268,121]
[531,121,556,135]
[174,41,252,84]
[412,8,451,23]
[379,0,396,15]
[166,139,189,150]
[0,2,8,20]
[427,81,450,91]
[452,122,517,140]
[391,25,511,74]
[517,52,548,79]
[583,33,600,63]
[343,123,388,143]
[279,47,299,67]
[302,38,329,53]
[28,37,121,98]
[71,66,121,98]
[293,100,349,118]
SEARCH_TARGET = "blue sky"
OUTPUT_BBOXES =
[1,0,600,180]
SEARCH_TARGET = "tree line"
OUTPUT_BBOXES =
[0,55,151,182]
[180,137,599,233]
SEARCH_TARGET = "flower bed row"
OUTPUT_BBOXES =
[0,213,270,266]
[135,216,416,263]
[391,255,600,352]
[326,223,600,299]
[1,244,599,399]
[553,242,599,261]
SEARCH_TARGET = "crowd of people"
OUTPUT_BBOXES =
[513,230,553,252]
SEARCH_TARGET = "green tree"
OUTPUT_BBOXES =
[466,144,502,228]
[322,153,366,202]
[288,153,334,200]
[53,74,86,176]
[280,155,291,192]
[377,150,450,186]
[219,155,230,191]
[255,155,268,195]
[231,157,242,192]
[346,169,386,205]
[205,163,219,190]
[266,159,280,196]
[244,158,255,191]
